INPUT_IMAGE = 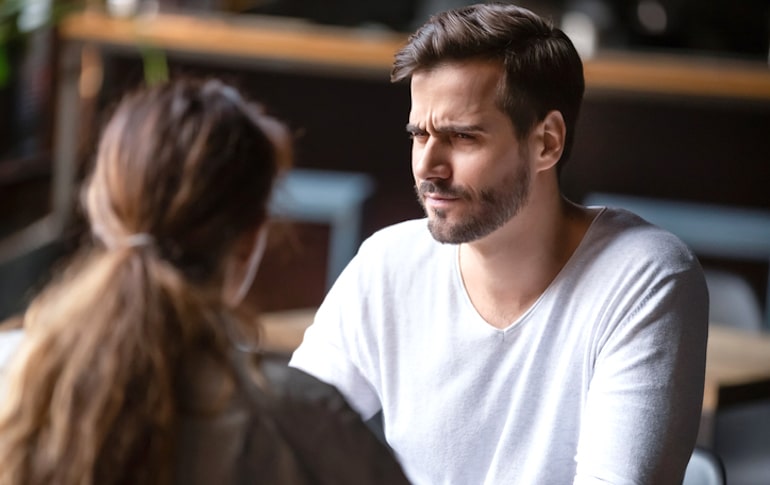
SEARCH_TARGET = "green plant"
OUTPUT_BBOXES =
[139,43,169,85]
[1,1,168,88]
[0,0,74,87]
[0,0,24,87]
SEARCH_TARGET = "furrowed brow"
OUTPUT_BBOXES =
[405,123,426,134]
[406,123,486,135]
[434,124,485,135]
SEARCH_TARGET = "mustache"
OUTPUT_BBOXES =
[417,180,467,198]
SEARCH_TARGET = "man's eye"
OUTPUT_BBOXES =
[454,133,475,140]
[409,132,428,140]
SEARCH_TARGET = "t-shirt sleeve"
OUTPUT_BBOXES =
[573,264,709,485]
[289,255,382,420]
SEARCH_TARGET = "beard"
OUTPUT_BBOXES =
[415,161,531,244]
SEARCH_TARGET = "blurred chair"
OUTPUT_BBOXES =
[704,268,764,332]
[683,447,727,485]
[270,168,374,290]
[0,216,65,322]
[714,400,770,485]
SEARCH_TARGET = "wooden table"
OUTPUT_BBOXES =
[700,324,770,444]
[704,325,770,412]
[261,311,770,445]
[261,308,317,355]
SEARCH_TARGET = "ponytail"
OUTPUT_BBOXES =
[0,245,231,485]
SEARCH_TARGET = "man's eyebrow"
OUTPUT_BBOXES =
[405,123,486,134]
[437,124,485,134]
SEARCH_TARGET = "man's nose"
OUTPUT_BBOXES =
[413,138,450,181]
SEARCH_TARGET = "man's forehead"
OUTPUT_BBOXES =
[409,63,508,122]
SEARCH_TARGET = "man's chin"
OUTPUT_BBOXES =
[427,218,460,245]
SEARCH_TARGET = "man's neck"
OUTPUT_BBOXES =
[458,190,595,329]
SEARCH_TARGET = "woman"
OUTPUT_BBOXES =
[0,79,408,484]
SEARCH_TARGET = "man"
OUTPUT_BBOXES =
[290,3,708,483]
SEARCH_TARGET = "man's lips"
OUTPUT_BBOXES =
[423,193,460,208]
[417,181,465,209]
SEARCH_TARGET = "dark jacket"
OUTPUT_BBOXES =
[173,351,409,484]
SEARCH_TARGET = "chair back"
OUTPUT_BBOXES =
[682,447,727,485]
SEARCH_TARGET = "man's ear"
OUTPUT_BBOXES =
[533,110,565,173]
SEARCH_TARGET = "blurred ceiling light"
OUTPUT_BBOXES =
[637,0,667,34]
[562,11,598,59]
[17,0,52,33]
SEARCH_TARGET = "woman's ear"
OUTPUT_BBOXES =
[233,227,263,262]
[533,110,565,173]
[222,226,269,307]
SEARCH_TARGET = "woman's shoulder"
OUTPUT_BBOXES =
[264,360,348,404]
[260,361,410,484]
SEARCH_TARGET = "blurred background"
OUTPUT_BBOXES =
[1,1,769,483]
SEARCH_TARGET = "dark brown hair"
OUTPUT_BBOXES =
[392,3,585,170]
[0,78,291,485]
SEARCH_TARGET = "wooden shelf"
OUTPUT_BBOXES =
[584,52,770,101]
[59,9,770,99]
[59,9,408,76]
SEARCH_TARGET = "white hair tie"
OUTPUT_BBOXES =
[121,233,155,249]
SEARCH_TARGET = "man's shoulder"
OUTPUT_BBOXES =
[589,207,699,272]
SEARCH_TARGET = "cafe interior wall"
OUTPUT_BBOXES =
[1,0,769,314]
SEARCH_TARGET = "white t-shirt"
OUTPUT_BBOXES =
[290,208,709,484]
[0,328,24,395]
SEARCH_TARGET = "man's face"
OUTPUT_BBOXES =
[409,60,532,244]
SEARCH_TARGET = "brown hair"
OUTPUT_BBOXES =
[0,78,290,484]
[392,3,585,171]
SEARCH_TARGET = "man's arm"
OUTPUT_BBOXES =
[574,266,709,485]
[288,255,382,420]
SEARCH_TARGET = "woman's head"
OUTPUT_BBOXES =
[391,3,585,171]
[0,79,292,485]
[86,78,290,290]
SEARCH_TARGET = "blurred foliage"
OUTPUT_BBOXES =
[1,0,168,87]
[0,0,76,87]
[139,43,168,85]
